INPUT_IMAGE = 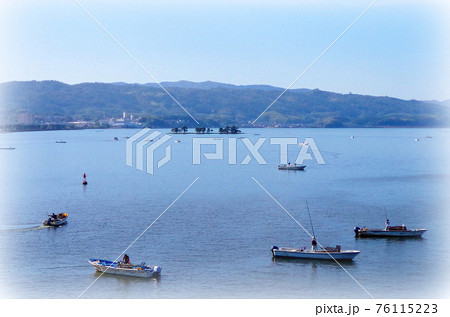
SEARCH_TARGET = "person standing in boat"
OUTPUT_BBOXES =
[122,254,130,264]
[311,236,318,251]
[385,219,390,230]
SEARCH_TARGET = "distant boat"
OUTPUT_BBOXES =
[277,164,306,170]
[415,138,420,141]
[82,173,88,185]
[56,140,66,143]
[354,225,427,237]
[113,137,119,141]
[43,213,68,227]
[0,146,15,150]
[174,140,180,143]
[88,259,161,278]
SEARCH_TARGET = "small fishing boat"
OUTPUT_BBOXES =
[271,246,360,261]
[174,140,180,143]
[354,226,427,237]
[82,173,88,185]
[56,140,66,143]
[277,164,306,170]
[88,259,161,277]
[272,202,360,261]
[43,213,68,226]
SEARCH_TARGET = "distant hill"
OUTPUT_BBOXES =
[0,80,448,127]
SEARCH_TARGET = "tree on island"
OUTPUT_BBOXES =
[230,126,241,134]
[195,127,207,133]
[171,127,180,133]
[218,125,241,134]
[181,126,188,133]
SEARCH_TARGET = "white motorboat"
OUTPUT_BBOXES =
[272,202,360,261]
[43,213,68,226]
[354,226,427,237]
[271,246,360,261]
[88,259,161,277]
[277,164,306,170]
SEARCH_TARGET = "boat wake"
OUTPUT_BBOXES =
[0,224,50,232]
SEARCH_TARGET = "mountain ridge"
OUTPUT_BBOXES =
[0,80,448,128]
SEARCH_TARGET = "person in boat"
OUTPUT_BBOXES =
[311,236,318,251]
[83,173,86,178]
[122,254,130,264]
[51,213,57,219]
[385,219,390,230]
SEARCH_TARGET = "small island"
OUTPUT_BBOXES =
[170,125,241,134]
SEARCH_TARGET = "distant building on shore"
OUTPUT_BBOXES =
[17,112,35,125]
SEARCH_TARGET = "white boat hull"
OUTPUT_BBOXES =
[43,213,68,227]
[355,228,427,237]
[272,247,360,261]
[88,260,161,278]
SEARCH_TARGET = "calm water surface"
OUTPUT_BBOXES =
[0,128,449,298]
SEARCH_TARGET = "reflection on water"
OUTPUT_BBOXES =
[272,256,355,268]
[92,271,161,285]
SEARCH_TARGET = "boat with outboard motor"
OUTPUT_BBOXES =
[271,245,360,261]
[272,201,360,261]
[43,213,68,226]
[354,225,426,237]
[88,258,161,277]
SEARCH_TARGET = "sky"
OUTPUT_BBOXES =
[0,0,449,100]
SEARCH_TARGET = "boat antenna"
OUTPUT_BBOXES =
[384,207,388,221]
[306,200,316,238]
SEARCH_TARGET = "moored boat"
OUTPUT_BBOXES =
[271,246,360,261]
[88,258,161,277]
[277,164,306,170]
[43,213,68,226]
[272,202,360,261]
[354,226,426,237]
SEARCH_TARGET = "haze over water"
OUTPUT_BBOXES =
[0,128,449,298]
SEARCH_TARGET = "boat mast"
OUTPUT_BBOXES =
[306,200,316,238]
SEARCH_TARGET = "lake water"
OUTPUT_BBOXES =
[0,128,449,299]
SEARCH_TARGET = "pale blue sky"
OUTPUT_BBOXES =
[0,0,449,100]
